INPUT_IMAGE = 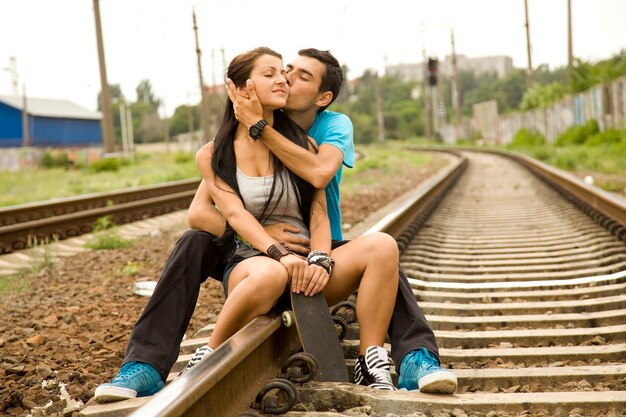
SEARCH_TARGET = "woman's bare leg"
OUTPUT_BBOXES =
[324,232,399,354]
[208,257,288,348]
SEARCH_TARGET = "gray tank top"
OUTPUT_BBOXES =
[231,166,309,259]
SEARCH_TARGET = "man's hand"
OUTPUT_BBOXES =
[264,223,310,256]
[296,264,330,296]
[225,78,264,130]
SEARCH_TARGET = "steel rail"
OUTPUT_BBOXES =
[0,179,200,253]
[79,148,626,417]
[463,147,626,238]
[122,152,468,417]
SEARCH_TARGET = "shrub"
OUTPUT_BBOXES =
[510,129,545,147]
[530,147,551,161]
[555,119,599,146]
[89,158,121,172]
[584,129,625,146]
[41,151,69,168]
[554,151,578,171]
[174,152,194,164]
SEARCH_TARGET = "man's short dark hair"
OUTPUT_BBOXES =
[298,48,344,112]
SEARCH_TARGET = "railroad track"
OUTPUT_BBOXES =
[80,149,626,417]
[0,178,200,254]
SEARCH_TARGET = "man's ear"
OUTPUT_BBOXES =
[315,91,333,108]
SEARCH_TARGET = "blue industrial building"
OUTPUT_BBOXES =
[0,95,102,148]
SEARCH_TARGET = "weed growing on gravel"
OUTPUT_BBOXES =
[121,261,143,275]
[86,215,134,250]
[0,273,30,293]
[27,235,57,273]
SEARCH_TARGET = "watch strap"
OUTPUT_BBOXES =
[267,242,292,261]
[249,119,268,140]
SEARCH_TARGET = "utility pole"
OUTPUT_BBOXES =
[524,0,533,87]
[567,0,574,81]
[187,98,195,138]
[374,71,385,142]
[162,101,170,153]
[93,0,116,153]
[119,101,129,156]
[436,67,446,141]
[126,107,135,157]
[22,85,30,147]
[192,10,210,143]
[3,57,19,96]
[431,77,439,139]
[210,48,217,90]
[450,30,462,140]
[422,47,431,141]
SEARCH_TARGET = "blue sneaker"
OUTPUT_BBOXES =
[94,361,164,402]
[397,348,457,393]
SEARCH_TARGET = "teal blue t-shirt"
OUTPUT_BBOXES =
[307,110,355,240]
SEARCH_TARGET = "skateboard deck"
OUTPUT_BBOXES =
[288,292,349,382]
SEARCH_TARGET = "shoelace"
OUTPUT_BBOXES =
[113,364,142,383]
[186,345,211,369]
[367,364,393,385]
[419,352,439,372]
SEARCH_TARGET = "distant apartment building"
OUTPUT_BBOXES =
[386,55,513,82]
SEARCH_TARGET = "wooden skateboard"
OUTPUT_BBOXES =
[282,292,349,382]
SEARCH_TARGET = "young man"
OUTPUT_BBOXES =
[94,49,456,402]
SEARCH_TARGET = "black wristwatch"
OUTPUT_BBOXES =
[249,119,268,140]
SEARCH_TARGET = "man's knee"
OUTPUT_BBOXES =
[169,229,224,281]
[178,229,219,249]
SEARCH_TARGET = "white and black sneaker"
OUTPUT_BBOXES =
[179,345,213,376]
[354,346,397,391]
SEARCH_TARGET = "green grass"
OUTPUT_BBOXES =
[340,142,440,197]
[505,125,626,180]
[0,151,199,207]
[121,261,143,276]
[27,235,57,272]
[0,236,57,294]
[85,215,135,250]
[86,232,134,250]
[0,273,30,294]
[3,141,445,207]
[509,144,626,177]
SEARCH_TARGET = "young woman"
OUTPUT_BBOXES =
[186,47,399,390]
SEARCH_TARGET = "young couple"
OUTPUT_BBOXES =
[95,47,456,401]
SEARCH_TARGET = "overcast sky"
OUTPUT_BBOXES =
[1,0,625,115]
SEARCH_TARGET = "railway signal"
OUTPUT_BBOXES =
[427,57,438,87]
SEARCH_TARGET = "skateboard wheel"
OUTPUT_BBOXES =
[281,310,294,327]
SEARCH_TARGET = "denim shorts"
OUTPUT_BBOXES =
[221,253,291,310]
[221,253,264,298]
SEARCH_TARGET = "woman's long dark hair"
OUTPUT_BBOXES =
[211,47,318,254]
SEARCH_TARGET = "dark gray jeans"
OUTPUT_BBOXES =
[123,230,438,381]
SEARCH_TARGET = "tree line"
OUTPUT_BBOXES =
[99,50,626,146]
[332,50,626,144]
